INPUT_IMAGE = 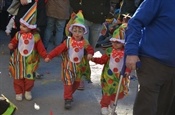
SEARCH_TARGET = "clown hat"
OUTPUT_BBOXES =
[20,2,37,29]
[110,25,126,44]
[69,10,87,34]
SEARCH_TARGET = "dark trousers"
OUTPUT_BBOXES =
[0,10,9,30]
[168,96,175,115]
[133,57,175,115]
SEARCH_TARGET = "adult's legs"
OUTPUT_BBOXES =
[167,96,175,115]
[43,17,55,49]
[84,20,102,48]
[133,57,175,115]
[54,19,66,47]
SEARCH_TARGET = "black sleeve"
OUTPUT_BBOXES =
[14,0,35,30]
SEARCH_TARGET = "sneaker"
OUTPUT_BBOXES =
[16,94,22,101]
[77,80,84,90]
[108,102,117,115]
[101,107,109,115]
[25,91,32,100]
[108,106,117,115]
[64,100,72,109]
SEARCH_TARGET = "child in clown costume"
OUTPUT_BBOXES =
[45,10,94,109]
[65,12,92,90]
[8,2,47,101]
[91,14,131,115]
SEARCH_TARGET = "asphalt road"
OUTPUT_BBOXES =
[0,30,138,115]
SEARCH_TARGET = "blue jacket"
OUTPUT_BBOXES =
[125,0,175,67]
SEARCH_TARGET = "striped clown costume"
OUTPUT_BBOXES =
[47,37,94,100]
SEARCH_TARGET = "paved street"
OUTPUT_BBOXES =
[0,30,138,115]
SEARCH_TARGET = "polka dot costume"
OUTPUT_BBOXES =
[18,33,34,57]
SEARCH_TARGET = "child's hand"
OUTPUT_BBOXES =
[5,31,10,36]
[8,43,14,49]
[45,58,50,63]
[124,72,130,77]
[20,0,30,5]
[87,54,93,60]
[90,57,94,61]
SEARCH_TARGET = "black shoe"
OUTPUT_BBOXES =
[64,100,72,109]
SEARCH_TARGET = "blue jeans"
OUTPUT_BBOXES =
[43,16,66,49]
[84,20,102,48]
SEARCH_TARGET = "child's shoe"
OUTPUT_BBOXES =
[77,80,84,90]
[16,94,22,101]
[101,107,109,115]
[108,101,117,115]
[108,107,117,115]
[64,99,72,109]
[25,91,32,100]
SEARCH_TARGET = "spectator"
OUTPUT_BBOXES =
[125,0,175,115]
[43,0,70,50]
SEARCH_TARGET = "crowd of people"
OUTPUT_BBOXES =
[0,0,175,115]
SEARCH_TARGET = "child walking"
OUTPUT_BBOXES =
[91,14,131,115]
[45,10,94,109]
[8,2,47,101]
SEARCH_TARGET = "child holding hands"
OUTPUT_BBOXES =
[8,2,47,101]
[91,14,131,115]
[45,11,94,109]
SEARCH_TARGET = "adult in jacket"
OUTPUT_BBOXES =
[125,0,175,115]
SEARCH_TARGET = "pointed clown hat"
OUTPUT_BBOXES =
[20,2,37,29]
[110,24,127,44]
[69,10,87,34]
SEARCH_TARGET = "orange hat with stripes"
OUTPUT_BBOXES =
[20,2,37,29]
